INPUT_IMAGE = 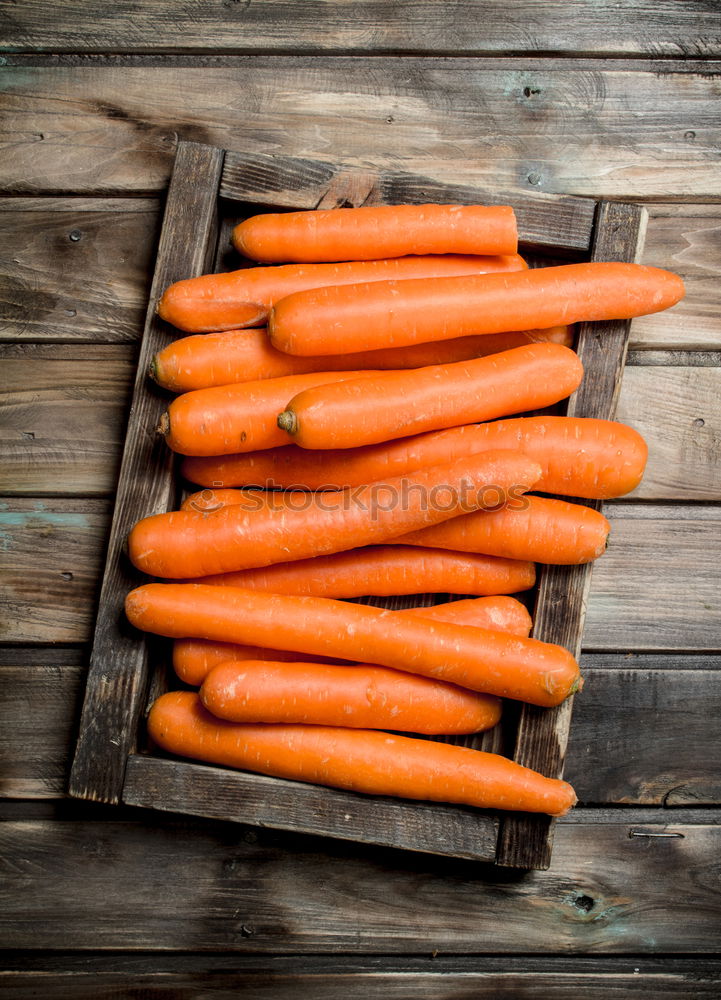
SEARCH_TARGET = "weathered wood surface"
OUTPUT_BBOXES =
[584,504,721,650]
[0,197,157,342]
[0,199,718,348]
[1,813,719,951]
[0,499,108,643]
[3,651,718,806]
[3,1,720,57]
[498,201,645,868]
[68,142,224,806]
[2,955,720,1000]
[2,502,720,647]
[1,352,718,499]
[630,204,721,351]
[0,350,134,494]
[1,64,720,198]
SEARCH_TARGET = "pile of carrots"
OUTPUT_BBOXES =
[125,202,685,819]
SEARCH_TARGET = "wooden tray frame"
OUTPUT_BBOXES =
[68,141,647,870]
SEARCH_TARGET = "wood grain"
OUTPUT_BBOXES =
[68,142,224,805]
[2,955,720,999]
[3,2,720,56]
[0,500,108,643]
[585,506,721,651]
[1,63,720,198]
[0,352,134,494]
[0,651,82,799]
[4,651,718,806]
[0,197,158,341]
[632,204,721,351]
[617,365,721,501]
[0,815,719,952]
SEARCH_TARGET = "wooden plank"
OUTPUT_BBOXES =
[567,655,721,805]
[617,365,721,500]
[0,652,82,799]
[497,202,646,868]
[2,503,720,648]
[68,142,224,805]
[0,351,134,495]
[4,650,719,805]
[631,204,721,351]
[0,197,158,341]
[2,955,720,1000]
[1,63,720,198]
[585,508,721,651]
[0,500,109,643]
[122,756,498,863]
[0,815,719,951]
[3,1,720,56]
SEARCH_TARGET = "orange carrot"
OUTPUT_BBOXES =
[232,204,519,263]
[157,253,527,333]
[183,417,646,499]
[150,324,572,393]
[277,343,583,449]
[160,370,376,457]
[126,584,582,707]
[201,659,502,734]
[184,489,609,566]
[394,496,611,565]
[184,545,536,598]
[128,451,542,578]
[179,488,286,513]
[173,595,533,685]
[268,262,685,356]
[148,691,577,814]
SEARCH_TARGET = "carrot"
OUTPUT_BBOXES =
[184,417,646,499]
[184,545,536,598]
[268,262,685,356]
[277,343,583,450]
[393,496,611,565]
[186,488,609,566]
[179,488,286,513]
[148,692,577,814]
[128,451,542,579]
[201,659,502,734]
[126,584,582,707]
[150,324,573,393]
[232,204,519,263]
[160,370,377,457]
[173,595,533,685]
[157,253,527,333]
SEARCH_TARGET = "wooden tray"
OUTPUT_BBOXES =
[68,141,647,870]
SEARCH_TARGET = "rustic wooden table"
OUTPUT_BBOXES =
[1,4,720,996]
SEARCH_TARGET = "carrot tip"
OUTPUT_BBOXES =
[277,410,298,435]
[148,356,159,384]
[157,411,170,437]
[570,674,584,695]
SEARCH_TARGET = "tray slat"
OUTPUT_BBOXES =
[220,151,596,253]
[122,754,499,863]
[68,142,225,804]
[495,201,648,868]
